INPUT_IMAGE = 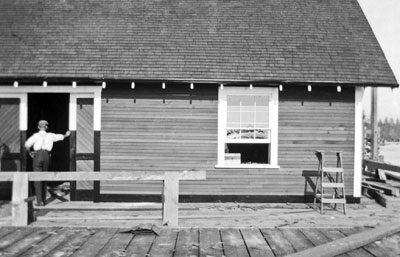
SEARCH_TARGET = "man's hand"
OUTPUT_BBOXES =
[29,151,36,158]
[65,131,71,137]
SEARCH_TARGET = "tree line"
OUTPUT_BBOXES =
[378,118,400,142]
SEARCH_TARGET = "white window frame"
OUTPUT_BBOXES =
[216,86,279,168]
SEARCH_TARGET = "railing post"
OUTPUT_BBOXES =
[162,172,179,226]
[12,172,29,226]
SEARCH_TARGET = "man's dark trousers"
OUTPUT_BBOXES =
[33,150,50,204]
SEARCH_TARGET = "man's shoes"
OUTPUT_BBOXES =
[35,202,44,207]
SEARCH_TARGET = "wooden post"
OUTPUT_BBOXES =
[20,131,27,171]
[162,172,179,226]
[371,87,379,160]
[93,131,101,202]
[11,172,29,226]
[69,131,77,201]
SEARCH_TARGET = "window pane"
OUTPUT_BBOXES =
[241,112,255,128]
[227,129,240,139]
[255,96,269,106]
[227,96,242,106]
[257,106,269,112]
[227,106,240,112]
[241,96,254,106]
[241,106,255,112]
[241,129,254,139]
[255,129,269,139]
[227,111,240,127]
[256,112,269,125]
[225,143,270,164]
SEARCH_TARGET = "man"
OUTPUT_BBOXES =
[25,120,70,206]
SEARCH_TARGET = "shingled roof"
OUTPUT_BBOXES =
[0,0,397,86]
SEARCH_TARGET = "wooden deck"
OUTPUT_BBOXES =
[0,226,399,257]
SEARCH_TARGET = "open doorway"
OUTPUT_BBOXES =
[27,93,70,174]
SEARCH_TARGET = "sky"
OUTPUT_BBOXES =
[358,0,400,121]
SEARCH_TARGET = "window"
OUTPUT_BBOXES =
[217,86,278,168]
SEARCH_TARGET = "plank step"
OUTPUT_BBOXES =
[322,182,344,188]
[322,167,343,173]
[320,198,346,204]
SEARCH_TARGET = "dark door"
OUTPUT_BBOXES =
[27,93,70,174]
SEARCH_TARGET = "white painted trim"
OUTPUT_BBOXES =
[217,89,227,166]
[270,89,279,166]
[215,165,280,169]
[70,93,99,131]
[0,86,102,131]
[0,85,101,94]
[93,91,102,131]
[69,95,78,131]
[19,94,28,131]
[353,87,364,198]
[217,86,279,167]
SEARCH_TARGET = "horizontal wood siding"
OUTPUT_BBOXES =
[278,86,355,195]
[101,84,218,194]
[99,85,356,198]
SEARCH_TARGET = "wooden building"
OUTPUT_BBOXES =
[0,0,398,202]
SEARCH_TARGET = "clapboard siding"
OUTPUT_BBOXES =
[278,86,355,195]
[98,84,356,198]
[100,84,218,194]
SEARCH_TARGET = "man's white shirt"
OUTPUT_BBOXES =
[25,131,65,151]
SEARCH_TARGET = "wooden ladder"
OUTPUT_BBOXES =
[313,151,347,214]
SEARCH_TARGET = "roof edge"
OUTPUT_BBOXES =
[0,77,398,88]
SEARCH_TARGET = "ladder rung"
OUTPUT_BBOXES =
[320,198,346,204]
[315,193,335,198]
[322,167,343,173]
[322,182,344,188]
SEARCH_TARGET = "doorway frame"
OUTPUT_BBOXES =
[0,85,102,200]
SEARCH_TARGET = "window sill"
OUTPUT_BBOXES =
[215,164,280,169]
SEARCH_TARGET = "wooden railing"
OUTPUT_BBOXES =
[363,159,400,179]
[362,159,400,199]
[0,171,206,227]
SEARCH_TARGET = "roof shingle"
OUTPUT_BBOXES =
[0,0,397,86]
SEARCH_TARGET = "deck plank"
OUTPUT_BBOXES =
[0,227,15,239]
[174,228,199,257]
[124,234,156,257]
[260,228,295,256]
[339,228,378,257]
[147,229,178,257]
[0,227,36,250]
[220,228,250,257]
[240,228,274,257]
[95,229,134,257]
[46,228,96,257]
[199,228,224,257]
[70,228,118,257]
[320,229,352,257]
[19,227,83,257]
[299,228,331,246]
[280,228,314,252]
[1,228,53,256]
